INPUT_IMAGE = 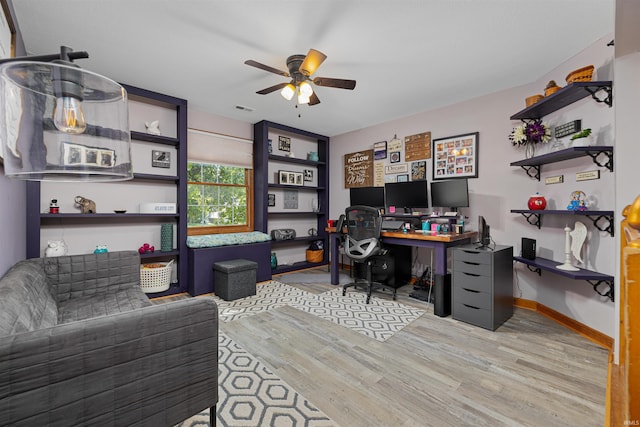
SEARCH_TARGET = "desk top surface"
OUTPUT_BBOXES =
[327,228,477,243]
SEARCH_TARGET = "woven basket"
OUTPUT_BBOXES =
[565,65,594,84]
[140,259,174,293]
[544,80,561,97]
[306,249,324,263]
[525,94,543,107]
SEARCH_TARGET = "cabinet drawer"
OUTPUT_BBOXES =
[453,259,492,277]
[454,249,493,265]
[453,302,493,330]
[453,286,492,309]
[453,270,492,292]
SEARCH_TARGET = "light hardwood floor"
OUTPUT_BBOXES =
[158,268,608,427]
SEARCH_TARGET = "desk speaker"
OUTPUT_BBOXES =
[522,238,536,260]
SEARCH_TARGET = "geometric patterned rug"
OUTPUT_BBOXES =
[177,331,338,427]
[214,281,426,342]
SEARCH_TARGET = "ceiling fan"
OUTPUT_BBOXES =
[244,48,356,106]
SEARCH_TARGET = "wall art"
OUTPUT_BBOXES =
[432,132,479,180]
[268,193,276,206]
[304,169,313,182]
[411,160,426,180]
[278,135,291,152]
[390,151,401,163]
[344,149,373,188]
[404,131,431,161]
[278,170,303,186]
[152,150,170,168]
[283,190,298,209]
[374,140,387,160]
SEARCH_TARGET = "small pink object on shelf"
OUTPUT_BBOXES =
[138,243,155,254]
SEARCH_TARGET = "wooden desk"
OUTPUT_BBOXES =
[328,229,477,285]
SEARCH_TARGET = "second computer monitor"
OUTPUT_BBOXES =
[430,178,469,211]
[384,180,429,213]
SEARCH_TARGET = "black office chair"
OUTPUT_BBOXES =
[337,205,396,303]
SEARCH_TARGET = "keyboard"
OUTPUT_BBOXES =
[381,219,405,230]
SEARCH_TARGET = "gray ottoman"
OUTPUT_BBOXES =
[213,259,258,301]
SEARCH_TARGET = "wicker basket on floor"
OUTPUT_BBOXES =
[306,249,324,263]
[566,65,594,84]
[140,259,174,293]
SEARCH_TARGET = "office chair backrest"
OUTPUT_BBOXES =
[341,205,382,261]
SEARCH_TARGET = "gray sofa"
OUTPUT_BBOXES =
[0,250,218,426]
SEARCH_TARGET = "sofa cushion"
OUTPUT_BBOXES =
[186,231,271,248]
[0,260,58,336]
[57,284,153,324]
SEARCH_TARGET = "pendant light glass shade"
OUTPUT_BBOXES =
[0,61,132,181]
[280,83,295,101]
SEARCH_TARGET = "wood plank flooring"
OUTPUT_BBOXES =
[158,268,608,426]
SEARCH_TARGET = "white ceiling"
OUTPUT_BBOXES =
[11,0,614,137]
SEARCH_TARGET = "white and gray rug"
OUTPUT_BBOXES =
[214,281,426,342]
[178,331,337,427]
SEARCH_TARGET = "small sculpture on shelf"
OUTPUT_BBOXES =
[74,196,96,214]
[144,120,161,135]
[45,240,67,257]
[139,243,155,254]
[528,193,547,210]
[93,245,108,254]
[567,191,588,211]
[556,221,588,271]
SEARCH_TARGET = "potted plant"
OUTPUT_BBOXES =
[570,128,593,146]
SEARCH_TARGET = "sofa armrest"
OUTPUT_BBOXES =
[0,298,218,426]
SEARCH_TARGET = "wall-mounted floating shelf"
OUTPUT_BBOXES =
[510,146,613,181]
[510,209,614,236]
[510,81,613,120]
[513,256,614,301]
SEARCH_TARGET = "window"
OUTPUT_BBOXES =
[187,162,253,235]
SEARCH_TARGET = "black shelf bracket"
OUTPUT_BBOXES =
[584,149,613,172]
[518,212,541,228]
[584,85,613,107]
[519,165,540,181]
[527,265,542,276]
[585,213,614,237]
[588,280,614,302]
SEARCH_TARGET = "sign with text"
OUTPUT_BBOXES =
[404,131,431,161]
[344,149,374,188]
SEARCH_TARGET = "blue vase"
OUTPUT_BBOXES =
[270,252,278,269]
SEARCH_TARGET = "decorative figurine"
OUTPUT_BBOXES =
[75,196,96,214]
[528,193,547,210]
[45,240,67,257]
[145,120,161,135]
[138,243,155,254]
[49,199,59,214]
[566,191,587,211]
[556,221,588,271]
[93,245,108,254]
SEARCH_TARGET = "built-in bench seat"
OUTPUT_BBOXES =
[187,232,272,296]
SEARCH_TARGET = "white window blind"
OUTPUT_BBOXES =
[187,128,253,168]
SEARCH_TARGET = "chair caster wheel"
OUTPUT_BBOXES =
[342,290,346,296]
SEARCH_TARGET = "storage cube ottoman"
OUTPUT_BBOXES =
[213,259,258,301]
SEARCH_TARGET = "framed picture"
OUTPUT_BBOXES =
[267,193,276,206]
[278,135,291,152]
[397,174,409,182]
[283,190,298,209]
[63,142,115,167]
[152,150,170,168]
[390,151,401,163]
[432,132,478,180]
[374,141,387,160]
[304,169,313,182]
[278,170,304,186]
[411,160,426,180]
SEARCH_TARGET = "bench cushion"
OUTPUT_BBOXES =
[186,231,271,248]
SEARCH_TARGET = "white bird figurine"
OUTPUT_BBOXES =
[145,120,161,135]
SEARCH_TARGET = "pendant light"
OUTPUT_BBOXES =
[0,46,132,181]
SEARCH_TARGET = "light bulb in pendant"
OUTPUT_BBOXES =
[53,96,86,134]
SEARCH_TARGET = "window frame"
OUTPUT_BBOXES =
[187,165,254,236]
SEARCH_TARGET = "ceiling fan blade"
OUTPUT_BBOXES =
[313,77,356,90]
[299,49,327,76]
[256,82,289,95]
[244,59,289,77]
[308,92,321,106]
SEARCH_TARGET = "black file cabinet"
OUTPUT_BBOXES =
[452,244,513,331]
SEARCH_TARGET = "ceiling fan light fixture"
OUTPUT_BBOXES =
[280,83,295,100]
[299,81,313,97]
[297,92,310,105]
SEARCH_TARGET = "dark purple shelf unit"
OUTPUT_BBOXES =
[26,83,188,297]
[510,81,612,120]
[254,120,329,271]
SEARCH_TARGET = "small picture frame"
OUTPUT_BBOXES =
[397,174,409,182]
[278,135,291,152]
[267,193,276,206]
[63,142,115,168]
[152,150,170,168]
[304,169,313,182]
[390,151,401,163]
[278,170,304,186]
[284,190,298,209]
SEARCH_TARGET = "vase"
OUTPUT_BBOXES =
[270,252,278,269]
[525,142,536,159]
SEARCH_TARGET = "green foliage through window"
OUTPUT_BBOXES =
[188,162,248,228]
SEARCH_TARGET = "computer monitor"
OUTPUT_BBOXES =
[384,180,429,213]
[430,179,469,212]
[350,186,385,208]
